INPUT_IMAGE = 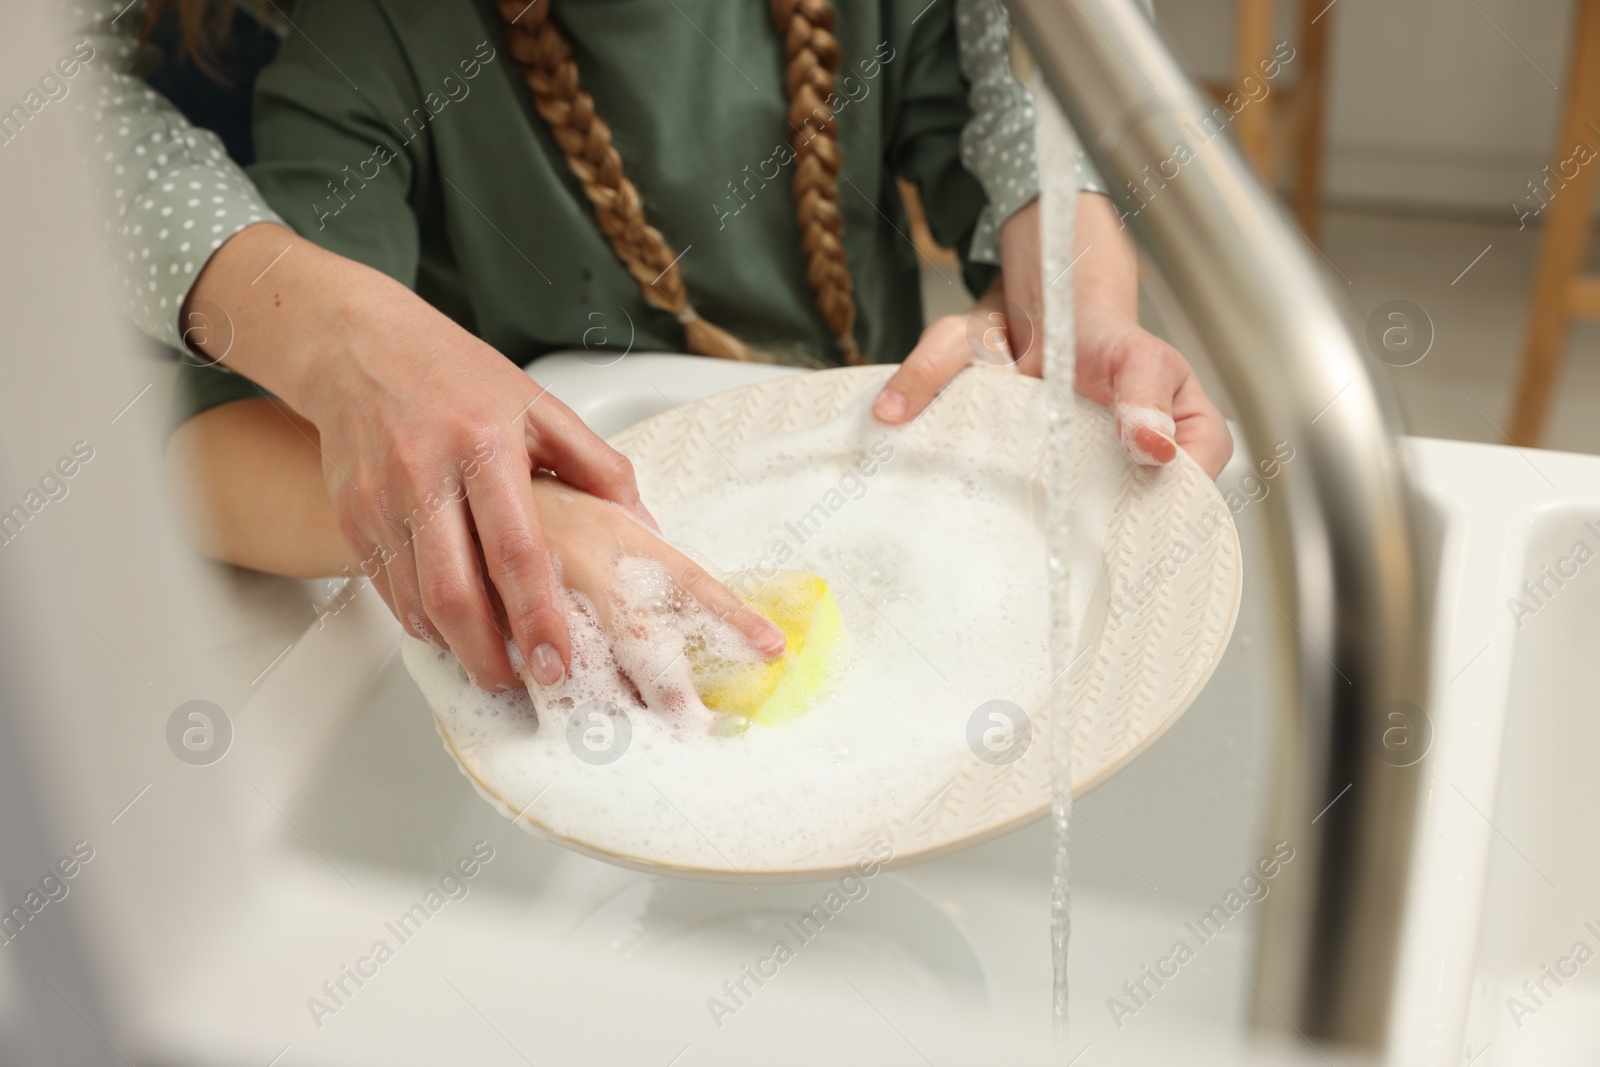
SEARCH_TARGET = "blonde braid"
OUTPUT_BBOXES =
[497,0,863,364]
[497,0,754,360]
[770,0,862,364]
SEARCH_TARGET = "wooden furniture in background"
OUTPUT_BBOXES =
[897,0,1334,263]
[1204,0,1333,244]
[1507,0,1600,446]
[898,178,960,267]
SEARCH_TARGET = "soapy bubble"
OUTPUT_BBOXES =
[967,699,1033,765]
[166,699,232,766]
[405,401,1054,865]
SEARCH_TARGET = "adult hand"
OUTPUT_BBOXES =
[305,293,644,694]
[183,224,783,692]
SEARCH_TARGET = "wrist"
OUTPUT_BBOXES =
[285,259,404,427]
[184,224,311,408]
[1072,193,1140,321]
[1074,302,1139,350]
[183,224,376,419]
[296,260,471,433]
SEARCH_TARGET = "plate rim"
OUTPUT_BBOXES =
[422,364,1245,881]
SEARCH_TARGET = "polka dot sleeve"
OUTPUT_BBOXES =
[73,0,285,350]
[955,0,1152,264]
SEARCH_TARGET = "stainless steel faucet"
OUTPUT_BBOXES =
[1003,0,1429,1049]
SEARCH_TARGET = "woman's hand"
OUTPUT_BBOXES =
[181,223,782,691]
[303,300,636,693]
[871,195,1232,480]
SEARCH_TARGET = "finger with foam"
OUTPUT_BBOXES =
[692,570,844,725]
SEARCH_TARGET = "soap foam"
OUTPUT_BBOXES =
[405,393,1052,872]
[1113,402,1176,466]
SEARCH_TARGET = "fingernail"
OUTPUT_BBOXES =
[1135,427,1179,464]
[754,621,786,657]
[1114,403,1178,466]
[874,389,906,423]
[528,642,565,687]
[634,501,662,532]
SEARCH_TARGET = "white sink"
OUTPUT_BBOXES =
[1447,502,1600,1066]
[78,354,1600,1067]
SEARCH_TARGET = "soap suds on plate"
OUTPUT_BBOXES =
[405,395,1052,873]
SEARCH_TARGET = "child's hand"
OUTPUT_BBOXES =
[1072,304,1232,479]
[180,225,668,694]
[519,475,786,703]
[872,195,1232,480]
[869,276,1012,424]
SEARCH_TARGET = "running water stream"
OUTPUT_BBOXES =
[1036,71,1080,1041]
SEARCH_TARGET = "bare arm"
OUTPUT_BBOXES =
[1062,193,1232,478]
[167,399,349,577]
[172,224,783,690]
[168,396,783,700]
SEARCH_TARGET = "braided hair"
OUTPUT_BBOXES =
[497,0,864,364]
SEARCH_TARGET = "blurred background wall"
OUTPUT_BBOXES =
[1157,0,1577,214]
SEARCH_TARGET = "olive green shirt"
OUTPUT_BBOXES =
[181,0,998,417]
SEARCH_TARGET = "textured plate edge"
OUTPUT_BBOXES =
[424,366,1245,880]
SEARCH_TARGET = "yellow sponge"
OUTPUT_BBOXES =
[694,570,845,726]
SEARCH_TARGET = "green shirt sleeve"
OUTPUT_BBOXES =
[174,0,438,427]
[245,0,432,286]
[888,0,1000,299]
[955,0,1034,265]
[954,0,1155,264]
[171,354,273,433]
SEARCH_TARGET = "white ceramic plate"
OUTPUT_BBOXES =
[408,366,1242,881]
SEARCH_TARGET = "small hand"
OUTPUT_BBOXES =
[309,308,655,693]
[182,226,787,694]
[871,195,1232,480]
[1074,305,1232,479]
[870,294,1231,481]
[1055,194,1231,478]
[521,476,786,708]
[182,225,674,693]
[871,282,1010,424]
